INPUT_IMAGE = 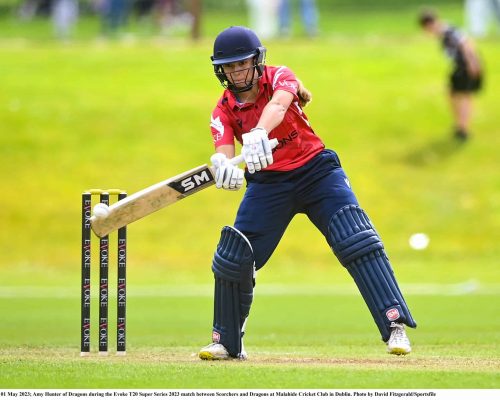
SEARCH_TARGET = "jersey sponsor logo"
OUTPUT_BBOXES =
[210,115,225,142]
[273,66,297,91]
[386,308,400,321]
[168,167,214,194]
[275,131,299,149]
[277,80,298,91]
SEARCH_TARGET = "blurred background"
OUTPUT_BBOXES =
[2,0,499,41]
[0,0,499,372]
[1,0,498,282]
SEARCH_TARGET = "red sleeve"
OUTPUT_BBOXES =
[270,66,299,100]
[210,106,234,148]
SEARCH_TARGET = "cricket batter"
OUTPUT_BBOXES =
[199,26,416,360]
[419,10,483,141]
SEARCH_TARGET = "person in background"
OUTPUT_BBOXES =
[464,0,500,37]
[279,0,318,37]
[99,0,130,36]
[246,0,279,39]
[51,0,78,40]
[419,9,483,141]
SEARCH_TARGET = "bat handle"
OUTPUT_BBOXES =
[229,138,279,166]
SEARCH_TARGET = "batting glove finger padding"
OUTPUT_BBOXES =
[227,168,244,191]
[242,128,274,174]
[211,153,244,191]
[252,153,261,172]
[215,165,226,189]
[243,150,255,174]
[261,135,273,166]
[259,154,268,170]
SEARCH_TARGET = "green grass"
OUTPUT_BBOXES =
[1,3,500,389]
[1,294,499,388]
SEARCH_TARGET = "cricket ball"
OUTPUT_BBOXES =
[93,203,110,219]
[409,233,430,250]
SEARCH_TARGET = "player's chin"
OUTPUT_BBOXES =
[232,81,248,88]
[233,80,257,90]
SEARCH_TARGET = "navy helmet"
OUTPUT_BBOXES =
[211,26,266,93]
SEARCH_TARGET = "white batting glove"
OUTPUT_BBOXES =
[210,153,244,191]
[241,128,274,174]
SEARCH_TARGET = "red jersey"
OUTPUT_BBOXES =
[210,65,324,172]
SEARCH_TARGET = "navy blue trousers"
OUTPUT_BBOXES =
[235,149,358,270]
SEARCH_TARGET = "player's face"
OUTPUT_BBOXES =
[222,58,256,88]
[423,21,439,35]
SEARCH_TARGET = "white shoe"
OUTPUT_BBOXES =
[198,343,247,360]
[386,322,412,355]
[199,343,230,360]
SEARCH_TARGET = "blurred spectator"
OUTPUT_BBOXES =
[246,0,279,39]
[95,0,131,36]
[134,0,155,18]
[18,0,39,20]
[489,0,500,31]
[279,0,318,37]
[189,0,202,40]
[465,0,500,37]
[419,9,483,141]
[52,0,78,40]
[154,0,177,31]
[153,0,200,40]
[19,0,51,19]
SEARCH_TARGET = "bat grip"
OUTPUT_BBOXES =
[229,138,279,166]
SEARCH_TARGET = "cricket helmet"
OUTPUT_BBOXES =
[211,26,266,93]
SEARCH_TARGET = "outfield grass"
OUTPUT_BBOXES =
[0,3,499,390]
[1,294,499,388]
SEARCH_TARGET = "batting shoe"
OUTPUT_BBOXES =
[198,343,247,361]
[386,322,412,355]
[454,128,469,142]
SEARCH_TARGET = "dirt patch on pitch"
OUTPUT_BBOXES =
[2,347,499,372]
[241,355,500,372]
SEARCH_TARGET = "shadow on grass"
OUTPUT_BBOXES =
[404,135,467,166]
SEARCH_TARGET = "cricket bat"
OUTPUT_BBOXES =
[90,138,278,238]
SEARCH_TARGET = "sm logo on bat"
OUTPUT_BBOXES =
[168,167,215,195]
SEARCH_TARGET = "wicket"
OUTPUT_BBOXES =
[81,189,127,356]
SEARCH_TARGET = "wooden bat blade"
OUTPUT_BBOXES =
[90,138,279,238]
[90,164,215,237]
